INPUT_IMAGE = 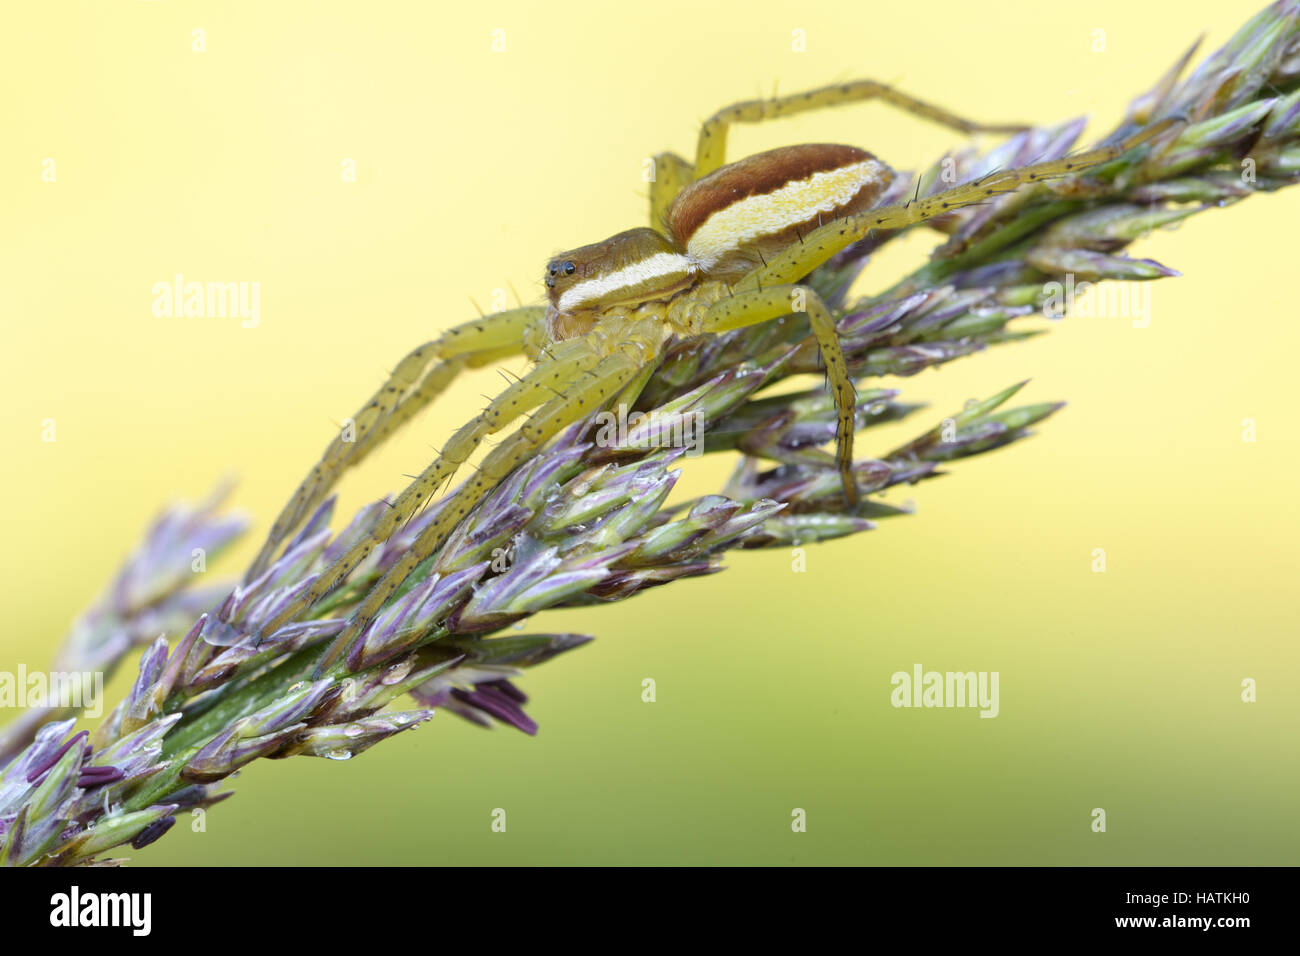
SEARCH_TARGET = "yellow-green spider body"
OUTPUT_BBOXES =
[236,79,1179,673]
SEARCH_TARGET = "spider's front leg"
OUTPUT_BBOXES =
[260,229,685,652]
[309,346,647,676]
[251,335,609,642]
[247,305,545,578]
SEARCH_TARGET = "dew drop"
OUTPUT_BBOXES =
[325,749,353,761]
[380,660,414,685]
[343,723,365,739]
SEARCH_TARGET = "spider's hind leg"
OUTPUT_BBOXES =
[649,80,1030,233]
[691,116,1183,503]
[648,151,696,232]
[694,79,1030,177]
[736,116,1185,292]
[248,305,545,578]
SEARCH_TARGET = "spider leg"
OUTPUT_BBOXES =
[736,116,1184,290]
[310,347,644,676]
[699,285,858,504]
[695,79,1031,177]
[648,151,696,232]
[247,305,545,577]
[252,339,617,645]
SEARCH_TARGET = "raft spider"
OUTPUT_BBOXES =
[239,80,1179,671]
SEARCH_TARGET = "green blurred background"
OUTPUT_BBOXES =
[2,1,1296,865]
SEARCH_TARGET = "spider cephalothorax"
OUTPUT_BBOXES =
[234,79,1180,671]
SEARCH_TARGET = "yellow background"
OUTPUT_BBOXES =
[2,1,1296,865]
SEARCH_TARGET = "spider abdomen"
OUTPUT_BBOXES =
[668,144,893,279]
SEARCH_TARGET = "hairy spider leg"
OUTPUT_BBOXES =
[247,305,545,577]
[651,79,1028,230]
[695,116,1182,501]
[252,354,470,578]
[251,339,608,644]
[735,116,1185,291]
[310,348,645,676]
[695,79,1028,176]
[648,152,697,233]
[699,285,858,503]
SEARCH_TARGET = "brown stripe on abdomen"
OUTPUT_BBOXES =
[667,144,894,279]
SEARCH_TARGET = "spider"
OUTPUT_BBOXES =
[240,80,1178,671]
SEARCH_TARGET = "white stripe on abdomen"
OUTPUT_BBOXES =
[686,159,889,268]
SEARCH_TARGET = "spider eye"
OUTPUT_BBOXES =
[563,261,576,275]
[547,264,558,276]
